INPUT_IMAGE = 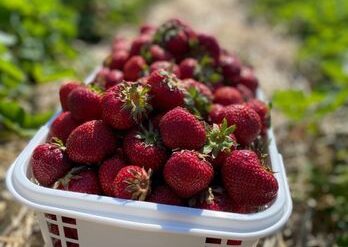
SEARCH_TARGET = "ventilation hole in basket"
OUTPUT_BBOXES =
[47,222,59,236]
[45,213,57,221]
[64,227,78,240]
[205,237,222,244]
[51,237,62,247]
[62,216,76,225]
[66,242,79,247]
[226,239,242,245]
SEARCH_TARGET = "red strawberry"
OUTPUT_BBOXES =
[151,112,165,129]
[163,150,213,198]
[49,112,80,143]
[182,79,213,100]
[123,126,167,171]
[222,104,261,146]
[140,24,156,35]
[94,67,124,90]
[130,34,152,56]
[148,185,183,206]
[149,61,181,78]
[219,54,241,81]
[113,165,151,200]
[112,37,129,53]
[58,168,101,195]
[59,81,82,111]
[214,86,243,106]
[101,82,152,129]
[98,156,126,196]
[68,86,102,122]
[179,58,198,79]
[148,44,172,62]
[123,56,147,81]
[246,99,270,134]
[193,188,232,212]
[148,70,185,111]
[31,141,71,186]
[106,50,129,70]
[236,84,254,101]
[237,67,259,93]
[66,120,117,164]
[203,119,237,168]
[222,150,278,207]
[209,104,225,123]
[159,107,206,150]
[197,33,220,63]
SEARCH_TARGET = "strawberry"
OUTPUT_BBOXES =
[236,67,258,93]
[209,104,225,124]
[67,86,102,122]
[66,120,117,164]
[214,86,243,106]
[154,19,195,59]
[193,188,232,212]
[101,82,152,129]
[143,44,172,63]
[123,125,167,171]
[182,79,213,100]
[59,81,82,111]
[219,54,241,82]
[130,34,152,56]
[236,84,254,101]
[149,61,181,78]
[49,112,80,143]
[222,104,261,146]
[203,119,237,168]
[123,56,147,81]
[94,68,124,90]
[31,140,71,186]
[150,112,165,129]
[140,24,156,35]
[105,50,129,70]
[246,99,270,134]
[163,150,213,198]
[179,58,198,79]
[113,165,151,200]
[196,33,220,63]
[147,69,185,111]
[148,185,184,206]
[58,168,101,195]
[98,155,126,196]
[112,37,129,53]
[222,150,278,207]
[159,107,206,150]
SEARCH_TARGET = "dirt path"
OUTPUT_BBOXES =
[0,0,302,246]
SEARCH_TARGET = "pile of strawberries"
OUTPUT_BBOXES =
[30,19,278,214]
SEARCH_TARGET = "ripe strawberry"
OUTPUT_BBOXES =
[149,61,181,78]
[105,50,129,70]
[193,188,232,212]
[112,37,129,53]
[94,68,124,90]
[145,44,172,62]
[148,185,184,206]
[236,84,254,101]
[163,150,213,198]
[123,56,147,81]
[246,99,270,134]
[140,24,156,35]
[236,67,259,93]
[68,86,102,122]
[159,107,206,150]
[49,112,80,143]
[59,81,82,111]
[203,119,237,168]
[130,34,152,56]
[31,141,71,186]
[98,156,126,196]
[179,58,198,79]
[113,165,151,200]
[182,79,213,100]
[66,120,117,164]
[58,168,101,195]
[151,112,165,129]
[147,69,185,111]
[222,104,261,146]
[222,150,278,207]
[209,104,225,123]
[154,19,195,59]
[101,82,152,129]
[123,126,167,171]
[214,86,243,106]
[219,54,241,82]
[196,33,220,63]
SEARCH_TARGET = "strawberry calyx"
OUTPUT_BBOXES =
[53,166,86,189]
[184,86,211,118]
[136,123,162,147]
[203,119,236,158]
[119,82,152,122]
[88,83,104,94]
[158,69,185,92]
[51,137,66,151]
[124,167,152,201]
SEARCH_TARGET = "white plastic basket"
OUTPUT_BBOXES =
[6,71,292,247]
